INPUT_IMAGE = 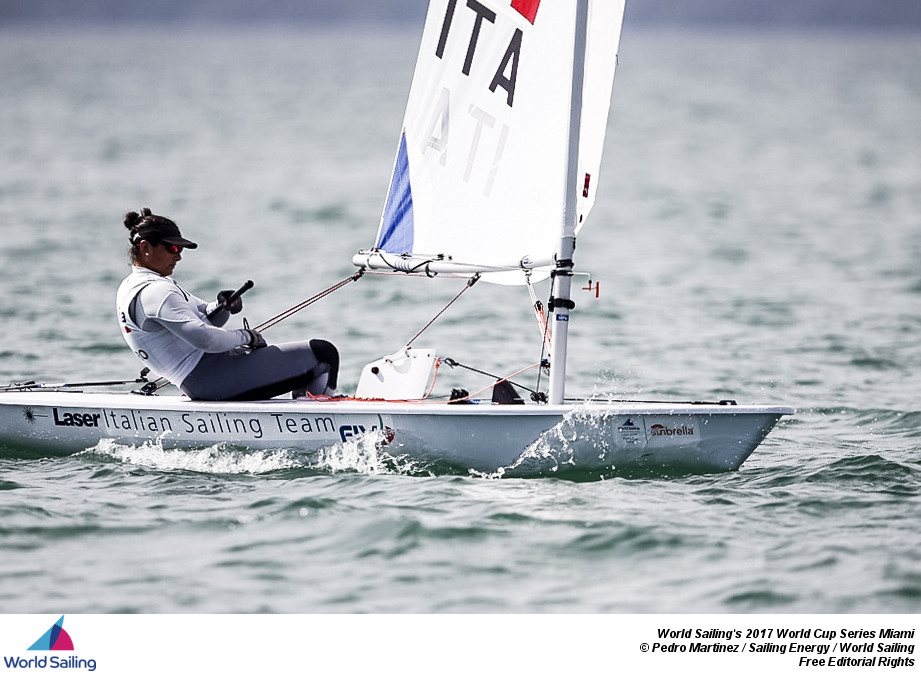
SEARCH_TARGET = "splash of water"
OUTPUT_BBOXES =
[84,430,439,478]
[86,438,300,475]
[311,429,434,476]
[476,406,616,480]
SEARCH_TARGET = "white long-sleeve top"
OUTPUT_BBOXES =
[116,267,250,385]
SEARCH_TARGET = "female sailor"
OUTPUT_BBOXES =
[116,208,338,400]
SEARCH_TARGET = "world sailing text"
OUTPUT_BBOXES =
[3,656,97,672]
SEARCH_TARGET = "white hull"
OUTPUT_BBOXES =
[0,391,792,475]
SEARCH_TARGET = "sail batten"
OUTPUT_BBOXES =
[365,0,626,285]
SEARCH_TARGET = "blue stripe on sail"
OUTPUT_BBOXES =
[377,132,414,254]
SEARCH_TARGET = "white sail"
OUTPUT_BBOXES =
[366,0,625,283]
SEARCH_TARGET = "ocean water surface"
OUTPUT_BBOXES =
[0,25,919,613]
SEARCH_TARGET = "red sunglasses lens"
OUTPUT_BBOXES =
[164,244,182,254]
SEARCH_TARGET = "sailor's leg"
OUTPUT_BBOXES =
[181,342,322,400]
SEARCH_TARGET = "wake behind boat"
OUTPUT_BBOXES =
[0,0,792,476]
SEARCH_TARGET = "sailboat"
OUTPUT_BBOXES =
[0,0,792,476]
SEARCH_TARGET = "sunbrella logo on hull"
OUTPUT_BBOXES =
[650,424,695,437]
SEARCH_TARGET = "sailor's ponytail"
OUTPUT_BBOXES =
[124,208,153,263]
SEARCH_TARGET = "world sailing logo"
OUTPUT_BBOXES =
[28,615,74,651]
[3,616,97,672]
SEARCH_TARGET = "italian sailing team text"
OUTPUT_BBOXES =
[52,408,336,439]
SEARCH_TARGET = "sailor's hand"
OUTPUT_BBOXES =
[244,327,267,350]
[217,289,243,314]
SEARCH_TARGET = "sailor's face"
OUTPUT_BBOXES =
[140,240,182,276]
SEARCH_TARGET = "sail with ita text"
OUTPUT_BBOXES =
[357,0,624,280]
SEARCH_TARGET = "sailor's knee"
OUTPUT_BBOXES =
[308,339,338,389]
[309,339,338,365]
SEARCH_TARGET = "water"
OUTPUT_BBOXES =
[0,25,919,614]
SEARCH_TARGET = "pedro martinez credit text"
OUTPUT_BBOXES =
[639,627,916,667]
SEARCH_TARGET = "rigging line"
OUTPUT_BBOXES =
[404,274,480,347]
[436,361,543,403]
[364,250,446,275]
[254,271,363,332]
[2,378,143,392]
[525,273,552,353]
[442,358,543,396]
[336,362,540,405]
[422,357,442,400]
[524,274,552,394]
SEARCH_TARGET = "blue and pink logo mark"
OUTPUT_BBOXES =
[28,616,74,651]
[4,615,95,672]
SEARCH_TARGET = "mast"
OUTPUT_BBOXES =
[548,0,590,405]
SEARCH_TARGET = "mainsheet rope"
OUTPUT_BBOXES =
[404,274,479,347]
[254,271,364,333]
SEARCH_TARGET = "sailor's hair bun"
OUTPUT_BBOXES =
[124,208,153,243]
